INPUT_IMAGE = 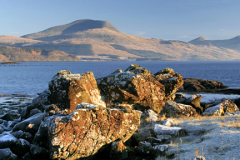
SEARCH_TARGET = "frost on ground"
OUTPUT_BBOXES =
[156,115,240,160]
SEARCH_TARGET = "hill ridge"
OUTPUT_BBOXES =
[1,19,240,61]
[22,19,120,40]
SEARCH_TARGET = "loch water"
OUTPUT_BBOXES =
[0,61,240,97]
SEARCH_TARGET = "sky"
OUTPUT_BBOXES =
[0,0,240,42]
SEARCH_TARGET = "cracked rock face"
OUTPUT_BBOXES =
[154,68,184,101]
[97,65,166,113]
[48,103,141,160]
[49,70,105,114]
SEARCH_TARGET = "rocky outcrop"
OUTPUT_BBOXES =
[160,101,198,117]
[180,78,226,91]
[154,68,184,100]
[48,103,141,159]
[1,65,235,160]
[97,66,166,113]
[48,70,105,114]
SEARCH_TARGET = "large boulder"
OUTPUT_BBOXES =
[97,66,165,113]
[49,70,106,114]
[160,100,198,117]
[154,68,184,100]
[181,78,226,91]
[48,103,141,160]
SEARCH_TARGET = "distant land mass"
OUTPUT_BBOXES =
[0,45,79,62]
[189,36,240,52]
[1,19,240,61]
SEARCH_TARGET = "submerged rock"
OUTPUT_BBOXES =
[48,103,141,159]
[182,78,226,91]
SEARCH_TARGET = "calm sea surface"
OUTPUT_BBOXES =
[0,61,240,96]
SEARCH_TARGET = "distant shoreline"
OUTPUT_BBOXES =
[1,62,20,64]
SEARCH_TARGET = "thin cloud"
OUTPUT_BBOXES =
[135,31,146,36]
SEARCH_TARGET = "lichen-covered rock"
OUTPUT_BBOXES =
[160,100,198,117]
[202,104,224,116]
[202,99,239,116]
[125,64,152,75]
[49,70,106,114]
[154,68,184,100]
[222,99,239,113]
[48,103,141,160]
[97,69,165,113]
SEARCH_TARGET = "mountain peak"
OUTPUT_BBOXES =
[65,19,120,33]
[22,19,120,40]
[231,35,240,40]
[190,36,208,42]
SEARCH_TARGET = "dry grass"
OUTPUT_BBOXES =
[170,140,178,147]
[210,119,240,128]
[226,121,240,128]
[195,146,204,157]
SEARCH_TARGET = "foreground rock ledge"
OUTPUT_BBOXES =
[48,103,141,160]
[49,70,106,114]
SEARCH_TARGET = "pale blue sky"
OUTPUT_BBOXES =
[1,0,240,41]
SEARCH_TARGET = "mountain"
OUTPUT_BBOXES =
[1,19,240,61]
[189,35,240,52]
[0,45,79,62]
[22,19,120,41]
